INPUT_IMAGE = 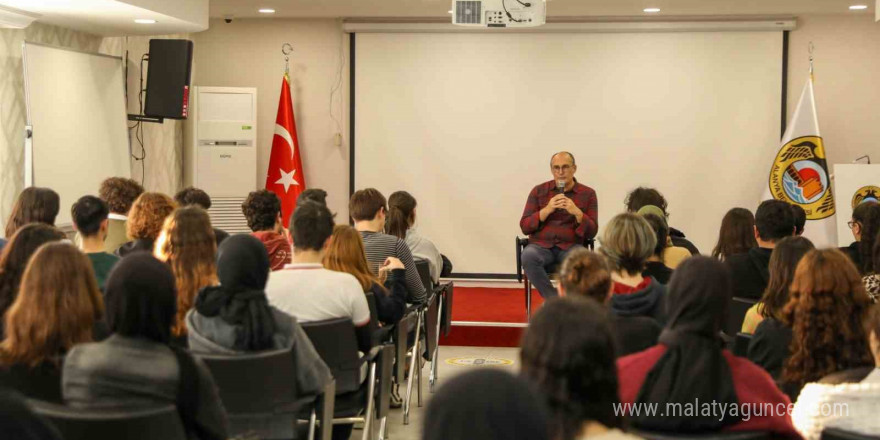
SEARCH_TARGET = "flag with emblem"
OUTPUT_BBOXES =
[266,73,305,227]
[763,73,836,247]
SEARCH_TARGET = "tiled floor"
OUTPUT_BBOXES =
[348,345,521,440]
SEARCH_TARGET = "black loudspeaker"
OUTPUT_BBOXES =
[144,39,193,119]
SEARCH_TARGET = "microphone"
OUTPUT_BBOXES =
[556,180,566,194]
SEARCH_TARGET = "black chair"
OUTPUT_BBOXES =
[415,259,433,293]
[632,430,770,440]
[516,236,595,320]
[301,317,393,440]
[822,427,880,439]
[725,297,758,339]
[193,348,335,440]
[733,332,753,357]
[28,401,187,440]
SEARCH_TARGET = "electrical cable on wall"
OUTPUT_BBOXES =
[329,19,346,146]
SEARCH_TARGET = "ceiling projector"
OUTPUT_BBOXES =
[451,0,546,28]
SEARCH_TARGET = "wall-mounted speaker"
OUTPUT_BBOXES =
[144,39,193,119]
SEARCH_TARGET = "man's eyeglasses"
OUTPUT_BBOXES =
[552,165,573,173]
[848,220,858,229]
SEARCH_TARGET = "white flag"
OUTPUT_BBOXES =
[763,75,837,247]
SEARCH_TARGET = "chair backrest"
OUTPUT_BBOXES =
[29,401,186,440]
[733,332,753,357]
[415,258,432,292]
[821,427,880,440]
[633,430,771,440]
[301,317,363,393]
[725,297,757,338]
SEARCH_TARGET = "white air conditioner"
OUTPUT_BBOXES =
[451,0,545,28]
[184,86,257,234]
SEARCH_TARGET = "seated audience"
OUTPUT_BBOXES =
[95,177,144,253]
[865,239,880,302]
[241,189,291,271]
[778,249,873,400]
[62,253,228,440]
[617,257,799,438]
[742,236,814,335]
[174,187,230,246]
[522,297,641,440]
[114,192,175,257]
[350,188,426,305]
[725,199,795,300]
[387,191,444,284]
[639,212,674,283]
[0,242,103,403]
[0,389,63,440]
[637,206,689,269]
[71,195,119,291]
[841,201,880,274]
[711,207,758,261]
[559,248,660,356]
[598,213,667,324]
[265,202,372,353]
[186,234,331,396]
[0,224,67,335]
[790,305,880,439]
[297,188,328,206]
[154,207,218,343]
[625,187,699,255]
[424,369,549,440]
[324,225,407,326]
[3,187,60,242]
[790,204,807,236]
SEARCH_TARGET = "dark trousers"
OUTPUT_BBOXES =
[521,243,585,298]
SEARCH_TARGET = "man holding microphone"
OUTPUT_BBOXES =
[519,151,599,298]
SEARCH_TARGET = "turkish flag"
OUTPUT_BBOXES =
[265,74,305,228]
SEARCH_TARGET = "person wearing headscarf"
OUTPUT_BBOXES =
[616,257,798,438]
[186,234,331,396]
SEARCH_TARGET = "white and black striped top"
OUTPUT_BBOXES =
[359,231,427,305]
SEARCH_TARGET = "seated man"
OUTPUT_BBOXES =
[350,188,427,305]
[71,195,119,291]
[241,189,291,271]
[174,186,230,246]
[725,199,795,300]
[519,151,598,298]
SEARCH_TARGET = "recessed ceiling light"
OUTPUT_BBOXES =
[258,8,276,14]
[849,5,868,10]
[643,8,661,13]
[134,19,156,24]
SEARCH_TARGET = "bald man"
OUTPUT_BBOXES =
[519,152,599,298]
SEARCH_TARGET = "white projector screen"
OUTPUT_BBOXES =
[23,42,131,227]
[355,31,783,276]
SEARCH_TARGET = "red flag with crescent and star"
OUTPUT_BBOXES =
[266,73,305,228]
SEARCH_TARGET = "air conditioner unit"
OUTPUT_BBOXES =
[184,86,257,234]
[451,0,546,28]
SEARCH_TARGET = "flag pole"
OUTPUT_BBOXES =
[282,42,293,79]
[808,41,814,80]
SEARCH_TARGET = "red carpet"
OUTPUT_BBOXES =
[439,286,545,348]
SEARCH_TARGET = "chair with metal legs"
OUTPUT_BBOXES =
[515,236,595,320]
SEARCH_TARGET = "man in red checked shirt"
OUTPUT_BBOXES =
[520,152,599,298]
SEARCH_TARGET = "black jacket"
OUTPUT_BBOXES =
[368,269,407,325]
[611,314,661,357]
[747,318,791,381]
[114,239,154,258]
[724,247,773,300]
[669,227,700,255]
[841,241,863,274]
[609,278,667,325]
[642,261,673,285]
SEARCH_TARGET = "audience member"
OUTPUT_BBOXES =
[174,187,230,246]
[711,207,758,261]
[265,202,372,353]
[637,206,689,269]
[742,236,814,334]
[0,389,62,440]
[0,224,67,335]
[154,207,218,342]
[242,189,291,271]
[115,192,175,257]
[639,212,674,283]
[296,188,328,206]
[71,195,119,291]
[617,257,798,437]
[865,239,880,302]
[559,249,660,356]
[424,369,549,440]
[96,177,144,253]
[624,187,699,255]
[186,234,331,397]
[350,188,426,305]
[725,200,795,300]
[598,213,667,324]
[63,253,227,440]
[790,204,807,236]
[779,249,873,399]
[3,187,60,241]
[324,225,407,326]
[842,201,880,276]
[386,191,445,284]
[522,297,640,440]
[0,243,103,403]
[790,305,880,439]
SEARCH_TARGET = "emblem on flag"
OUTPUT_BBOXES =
[768,135,834,220]
[852,186,880,209]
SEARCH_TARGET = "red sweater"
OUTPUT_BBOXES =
[617,345,802,439]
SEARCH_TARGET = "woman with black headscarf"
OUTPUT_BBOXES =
[616,257,799,438]
[186,234,331,397]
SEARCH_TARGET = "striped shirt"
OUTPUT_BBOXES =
[359,230,427,305]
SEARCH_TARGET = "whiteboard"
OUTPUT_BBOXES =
[23,42,131,227]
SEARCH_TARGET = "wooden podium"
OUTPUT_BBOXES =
[834,164,880,247]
